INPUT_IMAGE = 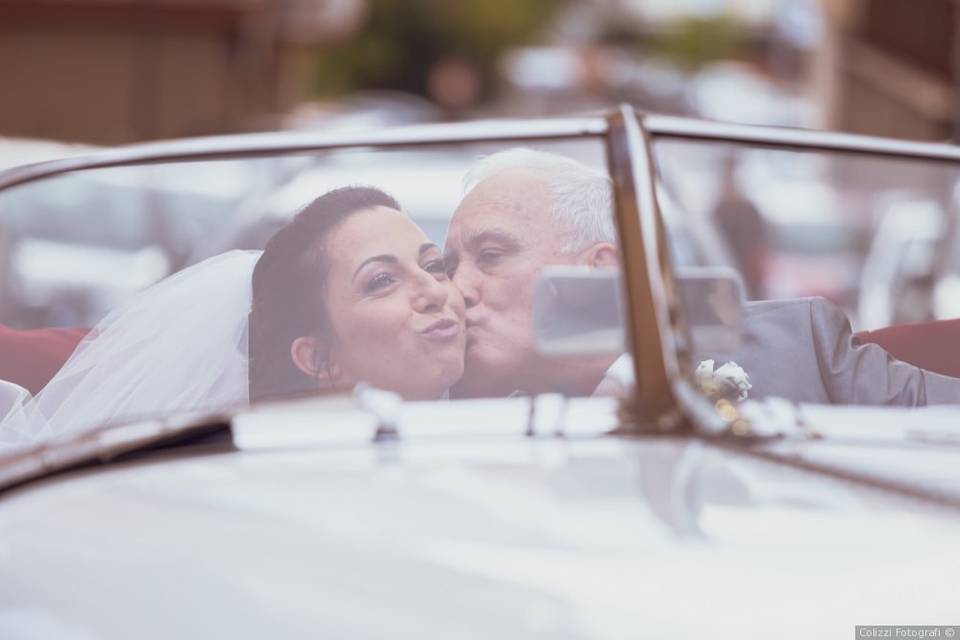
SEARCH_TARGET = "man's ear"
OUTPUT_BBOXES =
[290,335,339,387]
[579,242,619,268]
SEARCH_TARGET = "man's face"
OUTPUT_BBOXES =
[444,170,576,397]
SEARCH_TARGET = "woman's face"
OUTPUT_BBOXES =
[319,206,466,399]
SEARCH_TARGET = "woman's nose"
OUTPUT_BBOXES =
[412,272,449,313]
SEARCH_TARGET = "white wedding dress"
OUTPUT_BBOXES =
[0,250,261,448]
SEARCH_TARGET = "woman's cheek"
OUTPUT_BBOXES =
[333,296,403,357]
[359,296,409,340]
[336,299,408,381]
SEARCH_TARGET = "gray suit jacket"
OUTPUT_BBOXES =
[703,297,960,405]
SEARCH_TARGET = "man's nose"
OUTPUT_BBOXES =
[452,263,480,309]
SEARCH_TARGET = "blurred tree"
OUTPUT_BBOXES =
[592,10,755,72]
[309,0,566,109]
[651,14,751,71]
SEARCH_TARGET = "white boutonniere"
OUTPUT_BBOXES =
[696,359,752,402]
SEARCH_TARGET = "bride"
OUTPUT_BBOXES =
[1,186,466,445]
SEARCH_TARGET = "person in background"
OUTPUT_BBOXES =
[711,152,770,299]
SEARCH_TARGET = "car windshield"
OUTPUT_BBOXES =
[653,133,960,412]
[0,136,627,447]
[6,116,960,453]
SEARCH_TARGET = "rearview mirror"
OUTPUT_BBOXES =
[533,266,744,355]
[532,266,625,356]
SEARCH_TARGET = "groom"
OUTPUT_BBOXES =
[443,148,960,405]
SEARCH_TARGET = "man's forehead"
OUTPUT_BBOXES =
[448,170,551,238]
[466,169,550,213]
[446,205,531,254]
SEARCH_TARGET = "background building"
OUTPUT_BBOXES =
[0,0,363,143]
[2,0,960,144]
[817,0,958,141]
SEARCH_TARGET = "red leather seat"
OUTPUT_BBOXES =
[4,319,957,397]
[0,325,88,395]
[855,318,960,379]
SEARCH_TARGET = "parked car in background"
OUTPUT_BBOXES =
[1,108,960,639]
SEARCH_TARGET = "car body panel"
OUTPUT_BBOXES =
[1,431,958,639]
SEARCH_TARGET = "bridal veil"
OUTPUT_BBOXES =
[0,250,261,446]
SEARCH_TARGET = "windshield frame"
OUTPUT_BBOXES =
[0,117,609,192]
[6,108,960,439]
[645,115,960,163]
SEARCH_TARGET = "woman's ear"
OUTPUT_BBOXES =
[580,242,619,268]
[290,336,339,387]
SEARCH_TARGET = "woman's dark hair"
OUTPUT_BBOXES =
[249,186,401,402]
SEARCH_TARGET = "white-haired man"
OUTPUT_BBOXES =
[445,147,960,405]
[444,148,623,397]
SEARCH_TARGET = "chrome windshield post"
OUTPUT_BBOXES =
[605,106,684,432]
[605,106,729,435]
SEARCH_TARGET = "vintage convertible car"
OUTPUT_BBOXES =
[0,107,959,638]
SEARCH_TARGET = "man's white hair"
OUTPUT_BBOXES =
[462,147,615,252]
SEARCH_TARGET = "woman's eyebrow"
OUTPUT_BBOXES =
[419,243,441,256]
[352,254,397,281]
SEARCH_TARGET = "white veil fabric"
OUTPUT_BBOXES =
[0,250,261,447]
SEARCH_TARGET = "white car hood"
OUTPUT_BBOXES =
[0,435,958,639]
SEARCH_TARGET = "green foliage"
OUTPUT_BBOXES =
[651,14,751,71]
[310,0,566,100]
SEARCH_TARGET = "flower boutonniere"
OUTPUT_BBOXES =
[696,359,752,402]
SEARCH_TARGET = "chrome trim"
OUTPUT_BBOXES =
[0,416,231,495]
[633,112,749,435]
[0,395,620,496]
[718,440,960,511]
[0,117,608,192]
[605,106,684,429]
[645,114,960,161]
[6,113,960,194]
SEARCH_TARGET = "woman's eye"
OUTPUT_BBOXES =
[424,259,447,277]
[366,272,396,292]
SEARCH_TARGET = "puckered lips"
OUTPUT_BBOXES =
[418,317,462,341]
